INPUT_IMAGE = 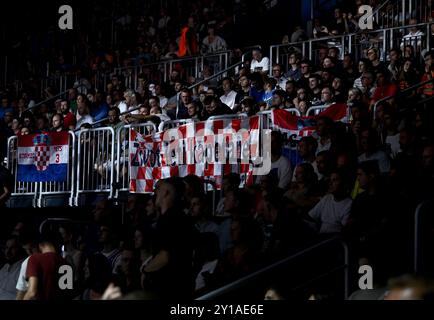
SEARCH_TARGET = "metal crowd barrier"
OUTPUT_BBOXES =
[306,105,330,116]
[162,118,198,131]
[6,136,39,205]
[38,131,76,207]
[6,131,76,208]
[75,127,115,205]
[114,122,157,198]
[269,22,432,74]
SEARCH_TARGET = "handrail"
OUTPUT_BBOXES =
[28,83,88,112]
[207,113,248,121]
[39,218,92,234]
[87,104,144,129]
[196,235,349,300]
[113,50,232,74]
[306,104,333,116]
[367,0,392,22]
[414,199,434,274]
[373,77,434,119]
[188,60,245,91]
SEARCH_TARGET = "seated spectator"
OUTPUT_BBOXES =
[284,163,320,212]
[353,59,373,92]
[307,168,353,234]
[367,47,386,75]
[250,49,270,75]
[50,114,65,132]
[314,116,334,155]
[240,97,257,116]
[201,25,227,54]
[270,90,287,110]
[271,63,288,90]
[397,59,419,91]
[98,224,122,274]
[400,19,425,51]
[213,216,263,285]
[220,77,241,111]
[312,18,329,38]
[189,196,218,235]
[187,101,201,120]
[262,77,277,107]
[320,86,335,106]
[60,100,76,130]
[358,129,391,174]
[285,53,301,82]
[370,70,397,109]
[142,177,198,299]
[269,131,292,190]
[193,232,220,293]
[75,99,94,130]
[0,236,26,299]
[202,96,233,120]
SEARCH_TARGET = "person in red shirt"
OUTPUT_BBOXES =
[60,100,76,130]
[370,70,397,110]
[24,231,68,300]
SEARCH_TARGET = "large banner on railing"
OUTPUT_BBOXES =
[17,132,69,182]
[129,116,263,193]
[271,103,349,137]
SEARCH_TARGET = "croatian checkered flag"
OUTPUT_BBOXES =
[17,132,69,182]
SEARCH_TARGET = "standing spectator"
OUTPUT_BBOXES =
[202,25,227,54]
[178,17,199,57]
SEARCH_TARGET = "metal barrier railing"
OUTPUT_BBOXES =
[269,21,432,73]
[112,50,232,92]
[6,136,38,205]
[75,126,116,205]
[6,131,77,208]
[114,122,157,198]
[306,105,330,116]
[373,77,434,120]
[196,235,350,300]
[162,118,198,131]
[38,131,77,207]
[414,199,434,274]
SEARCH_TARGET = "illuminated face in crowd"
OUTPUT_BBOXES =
[52,114,62,129]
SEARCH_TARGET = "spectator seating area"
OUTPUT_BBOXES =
[1,0,434,301]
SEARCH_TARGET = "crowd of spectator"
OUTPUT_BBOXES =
[1,0,434,301]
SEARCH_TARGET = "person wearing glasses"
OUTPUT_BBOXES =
[271,63,288,90]
[285,52,301,82]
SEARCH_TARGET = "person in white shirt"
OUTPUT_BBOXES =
[202,25,227,54]
[400,19,424,51]
[0,236,26,300]
[308,168,353,234]
[219,77,240,110]
[271,63,288,89]
[358,129,391,174]
[250,49,270,75]
[118,90,137,115]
